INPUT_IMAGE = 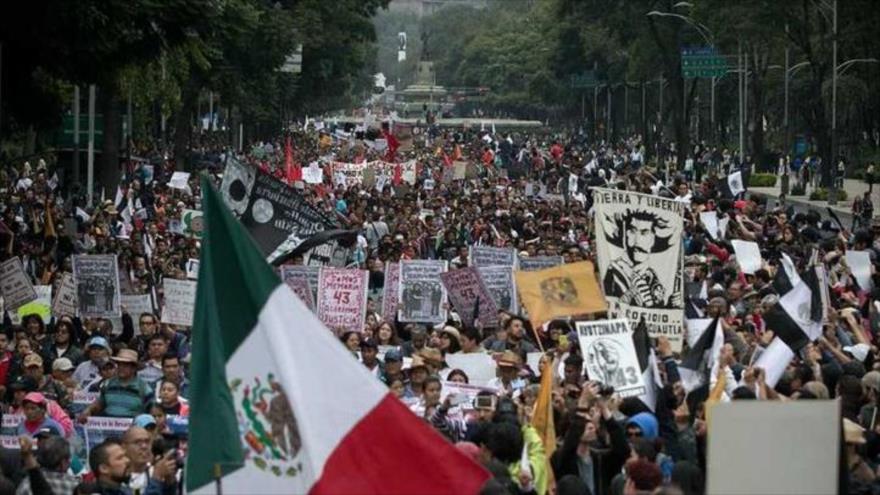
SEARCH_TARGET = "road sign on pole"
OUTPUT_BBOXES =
[681,46,727,79]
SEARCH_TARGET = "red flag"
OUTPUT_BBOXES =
[393,162,403,186]
[442,153,453,167]
[383,129,400,161]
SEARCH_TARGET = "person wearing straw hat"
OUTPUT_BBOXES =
[488,350,526,397]
[77,349,153,421]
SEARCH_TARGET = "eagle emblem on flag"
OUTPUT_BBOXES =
[230,375,303,478]
[539,276,578,305]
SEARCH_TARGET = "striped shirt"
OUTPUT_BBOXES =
[99,377,153,418]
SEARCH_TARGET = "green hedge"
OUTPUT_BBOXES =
[749,173,777,187]
[808,188,849,201]
[790,183,806,196]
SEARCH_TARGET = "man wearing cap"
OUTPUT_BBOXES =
[78,349,153,421]
[403,356,429,400]
[23,353,70,412]
[51,358,78,399]
[488,350,526,397]
[16,392,64,438]
[72,336,112,388]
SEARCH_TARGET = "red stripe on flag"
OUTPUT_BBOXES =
[310,394,489,495]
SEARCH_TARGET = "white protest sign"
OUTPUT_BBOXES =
[0,257,37,311]
[731,239,762,274]
[397,260,447,324]
[316,268,368,333]
[439,381,499,410]
[700,211,720,240]
[52,273,78,318]
[161,279,197,326]
[707,401,839,495]
[845,250,874,291]
[303,163,324,184]
[121,294,155,320]
[469,246,517,268]
[423,178,435,191]
[401,160,417,185]
[186,259,199,280]
[445,353,498,387]
[477,266,519,314]
[576,319,646,398]
[168,171,191,191]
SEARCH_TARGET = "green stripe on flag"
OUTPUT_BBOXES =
[186,176,281,492]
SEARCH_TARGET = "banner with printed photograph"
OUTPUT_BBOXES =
[317,268,368,333]
[397,260,448,324]
[593,188,684,345]
[440,267,499,328]
[478,266,519,314]
[576,319,646,398]
[280,265,320,305]
[51,273,78,318]
[72,255,122,318]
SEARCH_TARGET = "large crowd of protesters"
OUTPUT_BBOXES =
[1,115,879,495]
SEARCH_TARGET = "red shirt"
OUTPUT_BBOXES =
[0,351,12,386]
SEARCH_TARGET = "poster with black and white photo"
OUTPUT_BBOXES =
[72,255,121,318]
[398,260,448,324]
[518,256,564,272]
[576,319,646,398]
[279,266,316,311]
[0,257,37,311]
[469,246,517,268]
[220,156,339,262]
[382,262,400,322]
[478,266,519,314]
[593,188,684,346]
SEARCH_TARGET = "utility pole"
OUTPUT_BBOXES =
[831,0,838,199]
[784,24,790,156]
[86,85,96,207]
[72,86,81,185]
[738,40,744,162]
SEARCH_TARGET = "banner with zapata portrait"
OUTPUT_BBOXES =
[593,188,685,350]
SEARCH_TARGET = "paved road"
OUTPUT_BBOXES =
[748,178,880,228]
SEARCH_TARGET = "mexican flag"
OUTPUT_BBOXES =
[186,176,489,494]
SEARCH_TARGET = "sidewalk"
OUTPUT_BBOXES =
[749,178,876,222]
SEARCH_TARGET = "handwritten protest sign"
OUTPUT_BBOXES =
[161,279,197,326]
[0,257,37,311]
[478,266,519,314]
[518,256,564,272]
[440,267,498,327]
[576,319,646,398]
[72,255,121,318]
[469,246,517,268]
[168,171,191,191]
[280,266,320,305]
[382,262,400,322]
[398,260,447,324]
[317,268,368,333]
[51,273,78,318]
[280,266,315,311]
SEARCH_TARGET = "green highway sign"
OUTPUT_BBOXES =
[570,71,598,89]
[681,46,728,79]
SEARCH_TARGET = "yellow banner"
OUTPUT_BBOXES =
[515,261,606,327]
